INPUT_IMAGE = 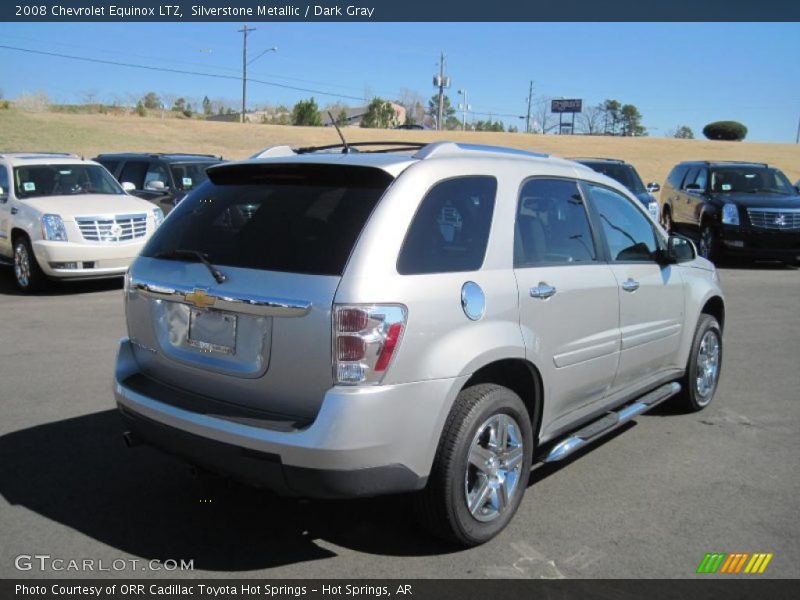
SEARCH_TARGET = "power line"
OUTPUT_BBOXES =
[0,44,367,103]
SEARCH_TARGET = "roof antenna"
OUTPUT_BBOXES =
[327,111,349,154]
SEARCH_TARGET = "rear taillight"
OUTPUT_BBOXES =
[333,304,407,385]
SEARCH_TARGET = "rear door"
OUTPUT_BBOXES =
[125,163,395,421]
[584,183,684,393]
[513,177,620,426]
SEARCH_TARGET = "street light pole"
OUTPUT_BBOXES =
[458,89,469,131]
[238,24,256,123]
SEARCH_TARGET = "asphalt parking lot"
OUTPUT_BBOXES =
[0,263,798,580]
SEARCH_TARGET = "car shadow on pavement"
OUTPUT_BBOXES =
[0,410,458,573]
[0,267,124,296]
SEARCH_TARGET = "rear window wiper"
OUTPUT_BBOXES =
[153,249,227,284]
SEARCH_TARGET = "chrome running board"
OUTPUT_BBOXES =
[544,382,681,462]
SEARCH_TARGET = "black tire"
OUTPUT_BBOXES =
[415,384,533,546]
[698,223,718,262]
[661,206,673,233]
[13,235,47,293]
[674,314,722,412]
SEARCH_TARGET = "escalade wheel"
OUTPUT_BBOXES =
[661,207,673,233]
[698,224,717,262]
[675,314,722,412]
[13,237,47,292]
[415,384,533,546]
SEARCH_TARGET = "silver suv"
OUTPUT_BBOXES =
[114,142,725,545]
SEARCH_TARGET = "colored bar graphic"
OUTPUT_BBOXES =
[699,552,773,574]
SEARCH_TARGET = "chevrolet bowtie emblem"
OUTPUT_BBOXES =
[184,288,216,309]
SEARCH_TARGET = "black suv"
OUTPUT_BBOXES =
[660,161,800,262]
[573,158,661,221]
[94,153,222,214]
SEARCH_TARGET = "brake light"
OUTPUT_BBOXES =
[333,304,407,385]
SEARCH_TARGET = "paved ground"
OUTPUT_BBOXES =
[0,263,798,579]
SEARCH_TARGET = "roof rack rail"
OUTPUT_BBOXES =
[414,142,548,160]
[701,160,769,167]
[295,141,428,154]
[0,151,79,157]
[569,156,625,163]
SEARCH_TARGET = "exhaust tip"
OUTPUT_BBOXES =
[122,430,142,448]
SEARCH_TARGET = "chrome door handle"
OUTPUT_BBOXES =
[530,282,556,299]
[621,278,640,292]
[10,207,17,214]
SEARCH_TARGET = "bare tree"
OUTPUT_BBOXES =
[533,97,557,134]
[397,88,426,124]
[578,104,603,135]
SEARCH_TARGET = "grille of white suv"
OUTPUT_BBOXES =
[76,214,148,242]
[747,208,800,231]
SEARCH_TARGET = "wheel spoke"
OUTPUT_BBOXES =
[491,481,508,513]
[468,445,495,472]
[468,477,491,516]
[502,446,524,470]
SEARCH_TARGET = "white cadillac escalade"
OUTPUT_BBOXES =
[0,152,163,292]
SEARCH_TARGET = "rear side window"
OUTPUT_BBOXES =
[515,178,596,266]
[119,161,149,189]
[397,176,497,275]
[666,165,689,189]
[141,164,393,276]
[97,160,119,176]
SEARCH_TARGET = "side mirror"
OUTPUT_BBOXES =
[684,183,701,191]
[0,186,7,203]
[144,180,166,192]
[121,181,136,193]
[646,182,661,193]
[665,234,696,264]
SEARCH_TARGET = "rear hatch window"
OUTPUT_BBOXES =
[141,163,394,275]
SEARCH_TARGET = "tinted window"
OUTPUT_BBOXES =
[682,167,699,189]
[397,176,496,275]
[144,163,169,189]
[119,161,149,189]
[588,184,658,262]
[0,166,9,195]
[142,164,392,276]
[97,160,119,175]
[170,162,217,191]
[515,178,596,266]
[667,165,689,189]
[580,162,645,194]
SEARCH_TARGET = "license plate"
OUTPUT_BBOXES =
[188,308,237,355]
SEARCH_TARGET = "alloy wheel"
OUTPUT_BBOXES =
[464,413,525,522]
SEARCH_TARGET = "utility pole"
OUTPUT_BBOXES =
[796,113,800,144]
[525,81,533,134]
[437,51,445,131]
[238,24,256,124]
[458,89,470,131]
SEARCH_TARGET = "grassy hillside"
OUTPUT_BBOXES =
[2,110,799,185]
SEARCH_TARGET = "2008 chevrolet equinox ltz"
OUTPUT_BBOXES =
[114,141,725,545]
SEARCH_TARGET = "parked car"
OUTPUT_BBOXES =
[0,152,163,292]
[94,153,222,215]
[573,157,661,221]
[115,141,724,545]
[660,161,800,262]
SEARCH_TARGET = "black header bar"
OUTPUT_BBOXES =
[3,1,800,22]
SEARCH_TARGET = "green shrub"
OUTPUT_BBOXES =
[702,121,747,141]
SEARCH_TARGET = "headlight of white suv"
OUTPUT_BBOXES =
[41,214,67,241]
[152,207,165,228]
[721,203,740,225]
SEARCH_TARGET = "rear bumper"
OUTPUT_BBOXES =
[33,239,146,279]
[718,226,800,260]
[114,338,465,498]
